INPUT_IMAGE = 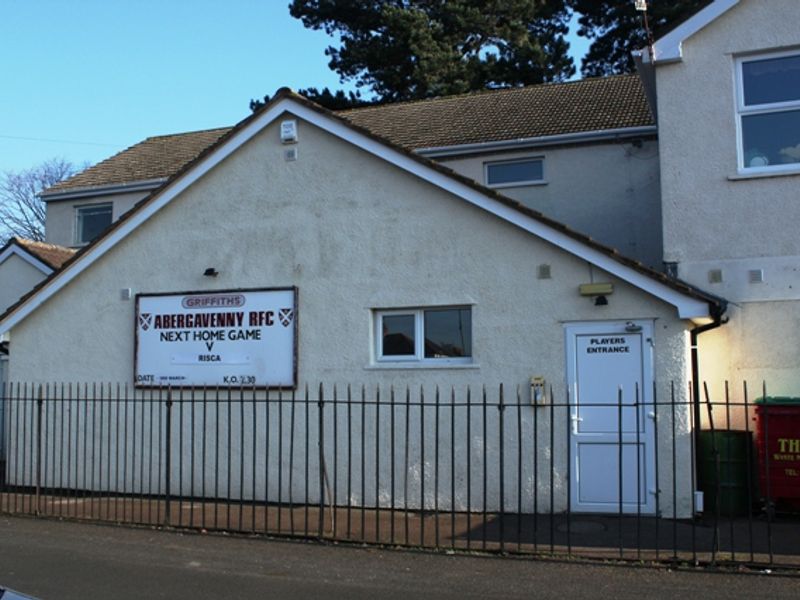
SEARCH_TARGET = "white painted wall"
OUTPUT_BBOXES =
[0,254,48,315]
[6,116,696,515]
[656,0,800,393]
[658,0,800,270]
[44,190,149,248]
[440,139,663,268]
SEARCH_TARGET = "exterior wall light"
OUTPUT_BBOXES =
[203,268,219,277]
[579,282,613,306]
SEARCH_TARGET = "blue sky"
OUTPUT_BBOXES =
[1,1,589,173]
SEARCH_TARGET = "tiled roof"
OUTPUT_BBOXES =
[12,238,75,269]
[46,128,232,194]
[8,87,719,329]
[46,74,653,194]
[341,74,654,149]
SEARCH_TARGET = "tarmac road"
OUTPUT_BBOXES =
[0,516,797,600]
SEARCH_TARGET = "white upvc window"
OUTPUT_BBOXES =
[74,203,113,245]
[735,49,800,174]
[375,307,472,364]
[484,157,545,188]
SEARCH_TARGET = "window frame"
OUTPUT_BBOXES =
[484,157,546,188]
[74,202,113,246]
[374,307,473,365]
[735,48,800,175]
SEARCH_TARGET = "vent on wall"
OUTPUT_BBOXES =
[537,264,551,279]
[708,269,723,284]
[748,269,764,284]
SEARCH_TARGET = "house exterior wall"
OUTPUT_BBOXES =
[44,190,149,247]
[0,254,47,315]
[6,116,695,515]
[439,138,663,269]
[656,0,800,393]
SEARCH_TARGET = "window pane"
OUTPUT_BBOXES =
[742,54,800,106]
[381,314,416,356]
[424,308,471,358]
[486,159,543,186]
[741,109,800,168]
[77,205,112,243]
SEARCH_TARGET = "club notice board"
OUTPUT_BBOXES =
[135,288,296,388]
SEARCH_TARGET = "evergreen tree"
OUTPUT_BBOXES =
[569,0,708,77]
[252,1,574,110]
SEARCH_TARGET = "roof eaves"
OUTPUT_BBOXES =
[652,0,740,63]
[0,238,56,274]
[41,178,168,202]
[417,125,658,158]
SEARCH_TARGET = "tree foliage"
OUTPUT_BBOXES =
[253,0,574,110]
[569,0,709,77]
[0,158,81,244]
[251,86,372,112]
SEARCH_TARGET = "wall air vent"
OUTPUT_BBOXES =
[537,264,551,279]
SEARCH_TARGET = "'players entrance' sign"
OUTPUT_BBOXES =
[135,288,296,388]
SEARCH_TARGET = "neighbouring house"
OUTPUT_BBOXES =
[0,237,74,472]
[1,0,797,519]
[40,75,662,268]
[635,0,800,400]
[0,237,74,316]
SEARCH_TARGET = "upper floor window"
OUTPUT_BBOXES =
[737,51,800,173]
[376,307,472,364]
[75,203,112,245]
[485,158,544,188]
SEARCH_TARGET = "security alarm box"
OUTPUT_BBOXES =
[280,120,298,144]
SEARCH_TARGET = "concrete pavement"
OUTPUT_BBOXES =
[0,516,797,599]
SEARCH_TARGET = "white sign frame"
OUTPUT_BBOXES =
[135,287,297,389]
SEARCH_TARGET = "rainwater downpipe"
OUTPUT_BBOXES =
[690,304,728,458]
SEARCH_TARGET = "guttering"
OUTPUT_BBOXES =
[40,178,168,202]
[416,126,658,158]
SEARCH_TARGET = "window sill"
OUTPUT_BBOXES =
[728,169,800,181]
[365,362,480,371]
[488,180,548,190]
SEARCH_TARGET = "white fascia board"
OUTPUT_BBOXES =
[653,0,739,63]
[41,178,168,202]
[0,245,53,276]
[416,126,658,158]
[0,98,710,335]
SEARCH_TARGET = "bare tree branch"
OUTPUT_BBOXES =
[0,158,83,244]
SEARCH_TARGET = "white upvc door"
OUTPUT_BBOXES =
[0,356,6,462]
[565,321,656,514]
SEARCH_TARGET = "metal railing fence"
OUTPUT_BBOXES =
[0,381,798,569]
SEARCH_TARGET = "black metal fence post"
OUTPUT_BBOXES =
[164,389,173,527]
[35,385,43,516]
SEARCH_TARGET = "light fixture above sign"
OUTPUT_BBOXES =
[579,283,613,297]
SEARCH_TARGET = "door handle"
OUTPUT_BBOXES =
[571,415,583,434]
